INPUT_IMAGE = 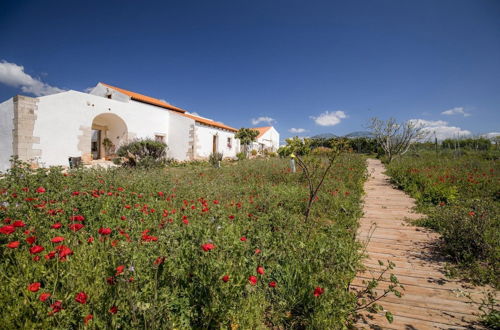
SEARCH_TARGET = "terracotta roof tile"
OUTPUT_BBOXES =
[100,82,186,113]
[252,126,272,138]
[181,113,238,132]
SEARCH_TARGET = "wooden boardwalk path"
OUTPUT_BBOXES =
[353,158,488,329]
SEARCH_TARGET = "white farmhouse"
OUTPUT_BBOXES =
[250,126,280,152]
[0,82,240,171]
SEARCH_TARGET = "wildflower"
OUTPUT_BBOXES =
[26,236,36,245]
[70,215,85,221]
[0,225,15,235]
[109,305,118,314]
[222,275,230,282]
[69,223,84,232]
[75,292,88,304]
[469,211,475,216]
[84,314,93,325]
[116,265,125,275]
[269,281,277,288]
[313,287,324,297]
[154,256,165,265]
[56,245,73,259]
[51,222,62,229]
[30,245,44,254]
[39,292,51,302]
[50,236,65,243]
[257,266,265,275]
[49,300,63,315]
[98,227,112,235]
[13,220,26,227]
[240,236,247,242]
[255,249,261,254]
[7,241,20,248]
[36,187,46,193]
[28,282,41,292]
[201,243,216,251]
[248,276,258,285]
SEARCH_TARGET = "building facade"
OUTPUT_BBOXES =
[0,83,240,171]
[250,126,280,152]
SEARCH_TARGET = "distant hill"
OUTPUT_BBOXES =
[311,133,337,139]
[311,132,373,139]
[344,131,373,138]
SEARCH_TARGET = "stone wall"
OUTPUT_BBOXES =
[12,96,41,167]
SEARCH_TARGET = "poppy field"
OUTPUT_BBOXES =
[386,151,499,287]
[0,155,366,328]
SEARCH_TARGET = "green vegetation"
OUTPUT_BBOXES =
[0,155,367,328]
[386,150,499,288]
[116,138,168,168]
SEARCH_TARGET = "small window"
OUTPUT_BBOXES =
[106,94,112,99]
[227,137,232,149]
[155,135,165,143]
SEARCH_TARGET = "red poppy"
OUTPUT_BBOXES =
[153,256,165,265]
[98,227,112,235]
[87,236,94,243]
[29,245,44,254]
[255,249,261,254]
[13,220,26,227]
[7,241,20,248]
[75,292,88,304]
[222,275,230,282]
[51,222,62,229]
[240,236,247,242]
[248,276,258,285]
[120,216,127,221]
[109,305,118,314]
[201,243,216,251]
[116,265,125,275]
[69,223,84,232]
[26,236,36,245]
[28,282,41,292]
[83,314,93,325]
[313,287,324,297]
[256,266,265,275]
[36,187,46,193]
[70,215,85,221]
[50,236,64,243]
[269,281,277,288]
[0,225,15,235]
[49,300,63,315]
[45,251,56,260]
[39,292,51,302]
[56,245,73,259]
[468,211,475,216]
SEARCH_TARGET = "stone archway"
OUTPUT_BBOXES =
[90,113,128,160]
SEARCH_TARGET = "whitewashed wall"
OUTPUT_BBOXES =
[33,90,170,167]
[258,127,280,151]
[168,113,193,161]
[194,124,238,159]
[0,98,14,172]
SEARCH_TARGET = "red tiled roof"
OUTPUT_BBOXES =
[252,126,272,138]
[100,82,186,113]
[181,113,238,132]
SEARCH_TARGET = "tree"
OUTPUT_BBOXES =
[235,128,259,155]
[368,117,427,163]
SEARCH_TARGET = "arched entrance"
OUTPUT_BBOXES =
[91,113,128,160]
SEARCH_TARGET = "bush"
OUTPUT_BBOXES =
[250,149,258,156]
[208,152,223,167]
[236,152,246,161]
[386,151,500,287]
[116,139,167,168]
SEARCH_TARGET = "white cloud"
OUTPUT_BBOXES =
[251,116,275,125]
[482,132,500,139]
[310,110,347,126]
[441,107,471,117]
[409,119,471,140]
[0,60,65,96]
[288,128,307,133]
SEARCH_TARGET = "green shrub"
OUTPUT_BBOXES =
[386,151,499,287]
[208,152,223,167]
[236,152,246,161]
[116,138,167,168]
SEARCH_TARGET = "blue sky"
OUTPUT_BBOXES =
[1,0,499,140]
